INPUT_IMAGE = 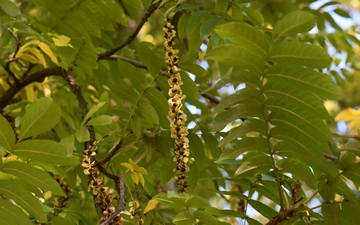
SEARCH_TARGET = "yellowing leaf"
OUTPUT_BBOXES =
[143,199,159,214]
[49,33,73,47]
[27,48,47,67]
[131,172,140,185]
[38,42,59,65]
[335,108,360,122]
[120,162,134,172]
[16,40,40,56]
[20,53,40,64]
[25,84,35,102]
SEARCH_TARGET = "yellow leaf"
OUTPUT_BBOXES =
[20,53,40,64]
[335,108,360,122]
[38,42,58,65]
[49,33,73,47]
[27,48,47,67]
[143,199,159,214]
[139,173,145,186]
[348,120,360,130]
[16,40,40,56]
[120,162,134,172]
[138,167,148,175]
[25,84,35,102]
[131,172,139,185]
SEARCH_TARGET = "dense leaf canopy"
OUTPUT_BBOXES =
[1,0,360,224]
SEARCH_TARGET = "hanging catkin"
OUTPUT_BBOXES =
[164,18,190,193]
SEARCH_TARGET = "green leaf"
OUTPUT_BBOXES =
[266,63,339,99]
[322,203,342,225]
[86,115,113,126]
[0,209,17,225]
[279,158,317,189]
[342,202,360,224]
[273,10,316,42]
[0,180,47,222]
[20,97,61,141]
[122,0,143,21]
[0,198,32,225]
[0,115,15,151]
[153,192,186,208]
[255,180,281,205]
[187,10,211,35]
[215,22,270,56]
[218,137,269,161]
[200,17,224,39]
[75,126,90,142]
[110,80,140,103]
[264,81,332,120]
[234,152,273,177]
[248,200,278,220]
[180,62,207,77]
[342,163,360,185]
[274,141,332,175]
[186,196,211,208]
[118,60,147,87]
[329,176,357,201]
[95,0,126,24]
[130,115,142,138]
[1,161,64,196]
[13,139,79,165]
[213,87,264,114]
[188,134,205,170]
[243,7,264,26]
[340,142,360,157]
[218,118,267,147]
[138,44,162,78]
[204,69,261,93]
[212,103,263,131]
[247,218,262,225]
[138,98,159,124]
[181,71,199,99]
[173,211,195,225]
[266,97,332,140]
[206,45,265,74]
[0,0,21,16]
[81,102,105,126]
[270,41,332,68]
[144,87,169,115]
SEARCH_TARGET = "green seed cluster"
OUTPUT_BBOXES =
[82,143,121,224]
[163,18,189,193]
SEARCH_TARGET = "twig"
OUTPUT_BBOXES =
[4,28,22,86]
[98,139,123,166]
[98,1,158,59]
[100,174,125,225]
[266,181,302,225]
[104,55,221,105]
[0,66,63,112]
[323,153,337,161]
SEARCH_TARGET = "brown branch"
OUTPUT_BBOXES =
[98,139,123,166]
[0,66,63,112]
[4,28,22,86]
[266,181,302,225]
[100,174,125,225]
[104,55,221,105]
[98,1,158,60]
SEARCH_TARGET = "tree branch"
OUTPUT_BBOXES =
[103,55,221,105]
[98,1,158,60]
[0,66,63,112]
[4,28,22,86]
[99,174,125,225]
[98,138,123,166]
